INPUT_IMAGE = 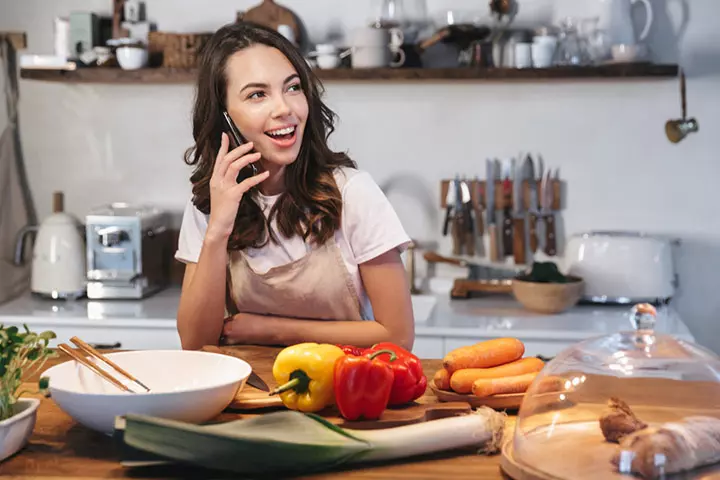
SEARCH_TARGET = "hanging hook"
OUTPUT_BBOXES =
[665,68,699,144]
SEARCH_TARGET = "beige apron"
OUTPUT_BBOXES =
[221,235,365,343]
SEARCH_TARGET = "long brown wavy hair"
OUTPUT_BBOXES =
[184,22,356,251]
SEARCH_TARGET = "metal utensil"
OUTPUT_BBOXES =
[460,179,475,256]
[485,159,499,262]
[525,155,539,254]
[452,176,465,256]
[512,157,527,265]
[474,175,485,237]
[423,251,521,281]
[442,179,456,237]
[501,159,514,258]
[247,371,270,392]
[541,170,557,256]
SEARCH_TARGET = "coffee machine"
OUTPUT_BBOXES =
[85,203,171,299]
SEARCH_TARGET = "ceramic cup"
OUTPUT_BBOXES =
[515,43,532,68]
[116,46,148,70]
[350,27,405,68]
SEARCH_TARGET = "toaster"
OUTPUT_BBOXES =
[85,203,171,300]
[563,231,679,305]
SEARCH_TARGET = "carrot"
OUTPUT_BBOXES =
[443,338,525,374]
[433,368,451,390]
[471,372,539,398]
[449,357,545,394]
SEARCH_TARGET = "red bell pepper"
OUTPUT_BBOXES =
[364,342,427,405]
[333,349,396,421]
[336,344,366,356]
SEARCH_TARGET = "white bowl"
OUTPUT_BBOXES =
[0,398,40,462]
[42,350,251,435]
[116,46,148,70]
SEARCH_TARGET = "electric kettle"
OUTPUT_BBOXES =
[14,192,86,299]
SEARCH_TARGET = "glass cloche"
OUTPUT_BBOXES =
[502,304,720,480]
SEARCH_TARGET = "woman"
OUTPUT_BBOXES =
[174,22,415,351]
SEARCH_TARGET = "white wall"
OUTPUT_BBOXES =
[2,0,720,352]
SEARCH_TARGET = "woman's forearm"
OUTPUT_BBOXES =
[177,232,229,350]
[224,313,415,351]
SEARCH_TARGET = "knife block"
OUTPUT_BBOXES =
[440,179,562,211]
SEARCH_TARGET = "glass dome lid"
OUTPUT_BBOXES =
[502,304,720,480]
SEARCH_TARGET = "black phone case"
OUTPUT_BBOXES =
[222,111,258,183]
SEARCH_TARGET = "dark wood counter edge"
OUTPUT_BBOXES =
[19,63,679,84]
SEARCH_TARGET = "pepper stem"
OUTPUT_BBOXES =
[268,369,311,396]
[368,349,397,362]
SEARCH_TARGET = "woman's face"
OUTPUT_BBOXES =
[224,45,308,170]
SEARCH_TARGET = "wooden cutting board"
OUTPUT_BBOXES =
[201,345,474,429]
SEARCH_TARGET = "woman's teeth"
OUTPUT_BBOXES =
[266,126,296,139]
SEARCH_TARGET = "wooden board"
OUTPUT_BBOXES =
[204,345,474,428]
[431,384,523,410]
[500,422,720,480]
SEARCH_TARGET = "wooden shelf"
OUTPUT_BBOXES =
[19,63,679,84]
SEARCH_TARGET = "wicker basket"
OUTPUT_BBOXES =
[148,31,213,68]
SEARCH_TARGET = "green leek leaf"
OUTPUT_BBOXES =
[123,411,372,476]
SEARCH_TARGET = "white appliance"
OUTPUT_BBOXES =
[14,192,86,299]
[564,231,678,305]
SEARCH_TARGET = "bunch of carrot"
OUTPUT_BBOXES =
[433,338,545,398]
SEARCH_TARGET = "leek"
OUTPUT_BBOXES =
[122,407,506,476]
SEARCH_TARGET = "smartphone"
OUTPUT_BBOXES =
[222,111,258,183]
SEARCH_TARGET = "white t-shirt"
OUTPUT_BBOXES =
[174,167,412,319]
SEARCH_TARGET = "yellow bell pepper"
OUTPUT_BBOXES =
[270,343,344,413]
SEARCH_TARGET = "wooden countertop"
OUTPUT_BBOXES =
[0,346,514,479]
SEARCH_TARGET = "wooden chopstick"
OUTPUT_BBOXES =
[57,344,134,393]
[69,336,151,392]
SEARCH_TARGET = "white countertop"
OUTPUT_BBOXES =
[415,294,694,342]
[0,287,695,343]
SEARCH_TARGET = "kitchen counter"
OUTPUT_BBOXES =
[0,287,694,338]
[1,346,511,479]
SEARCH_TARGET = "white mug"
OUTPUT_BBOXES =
[349,27,405,68]
[514,43,532,68]
[350,45,405,68]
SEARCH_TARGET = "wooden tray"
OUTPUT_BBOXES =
[431,384,524,410]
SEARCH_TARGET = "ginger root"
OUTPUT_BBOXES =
[611,416,720,479]
[599,397,648,443]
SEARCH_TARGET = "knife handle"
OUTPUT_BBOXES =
[512,217,526,265]
[442,206,452,236]
[476,206,484,237]
[528,213,538,253]
[544,214,557,256]
[452,216,464,256]
[502,208,513,257]
[465,231,475,256]
[488,224,499,262]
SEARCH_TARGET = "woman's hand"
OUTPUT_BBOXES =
[207,133,269,240]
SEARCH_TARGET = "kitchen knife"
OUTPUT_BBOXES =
[485,159,499,262]
[501,159,514,258]
[541,170,557,256]
[460,179,475,256]
[442,179,456,237]
[452,177,465,256]
[247,371,270,392]
[474,175,484,237]
[525,155,539,254]
[512,157,527,265]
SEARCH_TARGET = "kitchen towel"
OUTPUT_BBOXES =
[0,37,36,304]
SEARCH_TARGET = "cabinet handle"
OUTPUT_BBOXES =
[89,342,122,349]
